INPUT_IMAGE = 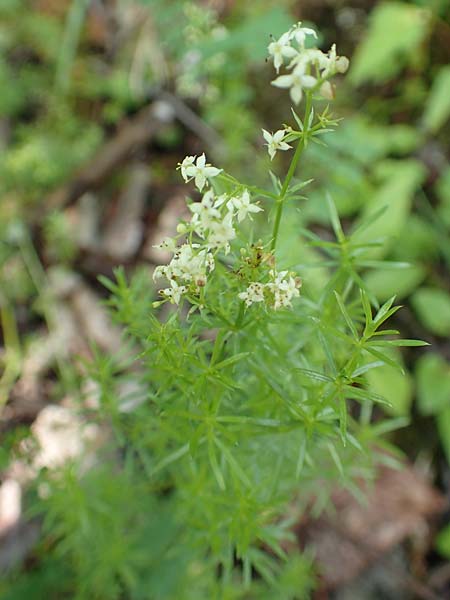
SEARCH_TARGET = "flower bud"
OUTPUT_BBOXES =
[320,81,335,100]
[177,223,187,234]
[336,56,349,74]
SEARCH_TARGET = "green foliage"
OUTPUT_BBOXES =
[416,353,450,416]
[350,2,432,85]
[2,0,449,596]
[422,65,450,134]
[29,87,423,596]
[435,521,450,559]
[365,350,413,416]
[411,287,450,337]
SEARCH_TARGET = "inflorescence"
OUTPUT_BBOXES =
[152,22,349,311]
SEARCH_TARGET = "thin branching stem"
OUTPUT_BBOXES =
[271,92,313,252]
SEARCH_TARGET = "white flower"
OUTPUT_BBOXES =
[226,190,263,222]
[238,282,266,307]
[182,153,222,191]
[267,269,302,310]
[152,237,177,253]
[320,81,334,100]
[268,32,298,73]
[189,189,221,233]
[179,155,196,182]
[160,280,187,305]
[322,44,349,78]
[289,22,317,47]
[271,65,317,105]
[262,129,292,161]
[207,212,236,254]
[153,264,171,281]
[336,55,350,74]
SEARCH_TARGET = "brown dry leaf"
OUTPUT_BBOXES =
[297,464,447,592]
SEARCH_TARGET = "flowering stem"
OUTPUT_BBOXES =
[270,92,313,252]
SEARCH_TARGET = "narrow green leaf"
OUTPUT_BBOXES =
[326,193,345,243]
[339,393,347,445]
[365,346,405,373]
[334,291,358,339]
[208,437,226,490]
[351,361,385,378]
[344,384,391,407]
[294,368,334,383]
[295,433,307,479]
[291,107,304,131]
[327,442,344,477]
[360,289,373,333]
[214,438,251,488]
[368,339,429,348]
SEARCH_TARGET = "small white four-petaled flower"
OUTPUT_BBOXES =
[238,282,266,306]
[179,153,222,191]
[268,32,298,73]
[289,22,317,47]
[271,65,317,105]
[226,190,263,222]
[262,129,292,160]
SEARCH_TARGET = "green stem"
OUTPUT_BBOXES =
[270,92,313,252]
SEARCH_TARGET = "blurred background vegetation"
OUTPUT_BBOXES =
[0,0,449,598]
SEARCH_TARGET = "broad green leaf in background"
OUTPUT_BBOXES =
[435,167,450,230]
[197,8,293,62]
[365,264,426,302]
[365,351,413,416]
[411,287,450,337]
[422,66,450,134]
[353,160,426,258]
[392,215,440,262]
[416,353,450,416]
[350,2,432,85]
[437,407,450,465]
[436,523,450,559]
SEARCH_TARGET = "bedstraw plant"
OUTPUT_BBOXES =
[20,22,426,600]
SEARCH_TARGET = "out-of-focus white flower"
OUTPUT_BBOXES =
[189,189,222,234]
[289,22,317,47]
[179,155,196,181]
[160,280,187,305]
[322,44,349,77]
[336,55,350,74]
[226,190,263,222]
[207,212,236,254]
[262,129,292,160]
[268,24,349,105]
[238,270,302,310]
[180,153,222,191]
[320,80,334,100]
[268,32,298,73]
[153,264,171,281]
[271,66,317,105]
[238,282,266,306]
[267,269,302,310]
[152,236,177,253]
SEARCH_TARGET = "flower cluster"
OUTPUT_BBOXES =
[268,22,349,105]
[153,156,263,305]
[239,270,302,310]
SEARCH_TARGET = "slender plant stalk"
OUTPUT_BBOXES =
[271,92,313,252]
